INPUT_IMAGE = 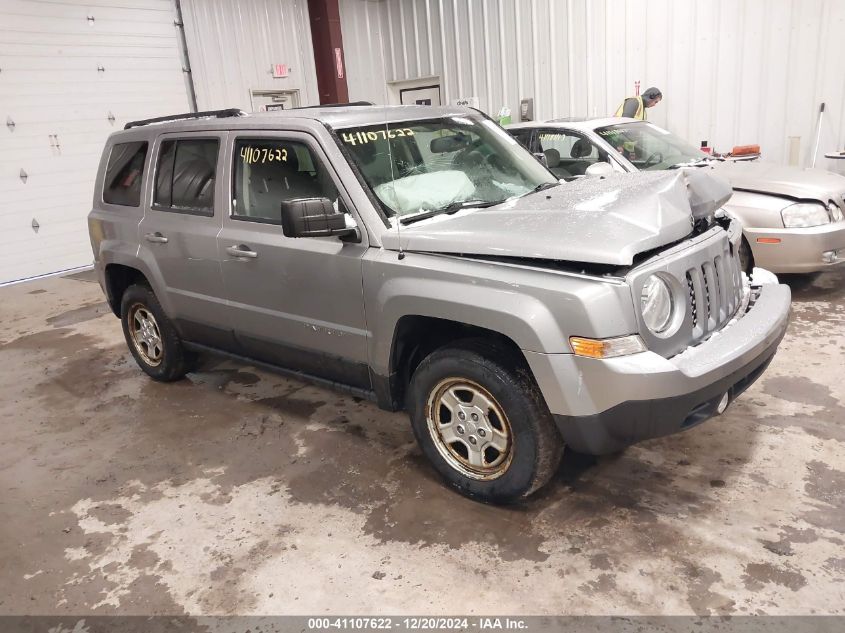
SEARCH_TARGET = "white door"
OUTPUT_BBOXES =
[0,0,190,284]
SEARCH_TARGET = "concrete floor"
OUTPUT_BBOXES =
[0,268,843,617]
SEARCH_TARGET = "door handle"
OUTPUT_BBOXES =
[226,245,258,259]
[144,232,168,244]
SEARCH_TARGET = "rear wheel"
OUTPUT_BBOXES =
[120,284,191,382]
[407,340,563,503]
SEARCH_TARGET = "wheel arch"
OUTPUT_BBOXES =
[376,315,535,412]
[103,263,151,316]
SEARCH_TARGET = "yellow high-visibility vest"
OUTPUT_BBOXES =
[614,96,645,120]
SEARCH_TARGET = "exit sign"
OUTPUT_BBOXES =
[271,63,289,78]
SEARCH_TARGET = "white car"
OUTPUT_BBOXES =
[508,117,845,274]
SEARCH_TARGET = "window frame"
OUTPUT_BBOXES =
[227,131,357,230]
[535,127,623,179]
[101,140,149,208]
[509,128,536,152]
[150,134,221,217]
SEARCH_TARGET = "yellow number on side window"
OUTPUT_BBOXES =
[239,145,289,163]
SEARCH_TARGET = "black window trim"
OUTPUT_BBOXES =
[150,135,221,218]
[101,140,149,208]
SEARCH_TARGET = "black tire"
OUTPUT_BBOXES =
[406,339,563,504]
[739,236,754,275]
[120,283,191,382]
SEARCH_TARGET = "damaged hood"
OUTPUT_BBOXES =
[382,170,730,266]
[711,160,845,200]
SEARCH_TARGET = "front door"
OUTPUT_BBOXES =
[138,132,234,349]
[217,131,370,388]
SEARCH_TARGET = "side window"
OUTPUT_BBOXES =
[154,138,219,216]
[537,131,607,179]
[103,141,147,207]
[232,138,340,224]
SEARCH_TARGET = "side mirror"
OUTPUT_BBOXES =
[533,152,548,167]
[280,197,358,239]
[584,161,614,178]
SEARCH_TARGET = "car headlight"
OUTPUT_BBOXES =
[641,274,674,334]
[781,202,831,228]
[829,202,844,222]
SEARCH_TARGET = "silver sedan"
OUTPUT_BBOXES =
[508,118,845,274]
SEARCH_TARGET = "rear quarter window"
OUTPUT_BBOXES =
[103,141,148,207]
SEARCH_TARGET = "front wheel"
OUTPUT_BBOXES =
[406,340,563,503]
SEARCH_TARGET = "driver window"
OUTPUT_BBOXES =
[232,138,341,224]
[537,131,606,180]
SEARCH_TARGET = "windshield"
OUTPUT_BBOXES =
[337,116,557,220]
[595,122,710,171]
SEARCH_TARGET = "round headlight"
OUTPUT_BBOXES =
[641,274,674,334]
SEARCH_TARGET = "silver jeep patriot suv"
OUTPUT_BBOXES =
[88,105,791,503]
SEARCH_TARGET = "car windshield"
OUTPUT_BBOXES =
[337,116,557,221]
[595,122,712,171]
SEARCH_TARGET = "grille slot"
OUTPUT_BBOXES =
[686,271,697,327]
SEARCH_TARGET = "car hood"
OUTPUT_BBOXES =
[381,171,730,266]
[710,160,845,201]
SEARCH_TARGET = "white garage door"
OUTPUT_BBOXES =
[0,0,190,284]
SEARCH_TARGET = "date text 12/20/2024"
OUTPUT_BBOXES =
[307,617,529,630]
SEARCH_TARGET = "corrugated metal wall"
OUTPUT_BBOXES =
[0,0,190,284]
[179,0,319,111]
[339,0,845,174]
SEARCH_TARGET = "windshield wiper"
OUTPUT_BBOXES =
[399,199,498,225]
[522,181,560,197]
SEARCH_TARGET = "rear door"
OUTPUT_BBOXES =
[137,132,233,349]
[217,131,370,388]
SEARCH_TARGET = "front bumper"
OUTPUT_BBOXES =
[745,221,845,273]
[524,282,791,454]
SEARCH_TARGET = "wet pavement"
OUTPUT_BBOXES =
[0,269,843,616]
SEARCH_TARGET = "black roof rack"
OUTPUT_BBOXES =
[124,108,245,130]
[293,101,375,110]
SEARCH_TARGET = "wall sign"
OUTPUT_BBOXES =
[452,96,479,108]
[271,63,289,78]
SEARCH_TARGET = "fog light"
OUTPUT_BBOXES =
[716,392,730,415]
[822,250,837,264]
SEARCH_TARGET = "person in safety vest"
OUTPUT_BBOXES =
[614,87,662,120]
